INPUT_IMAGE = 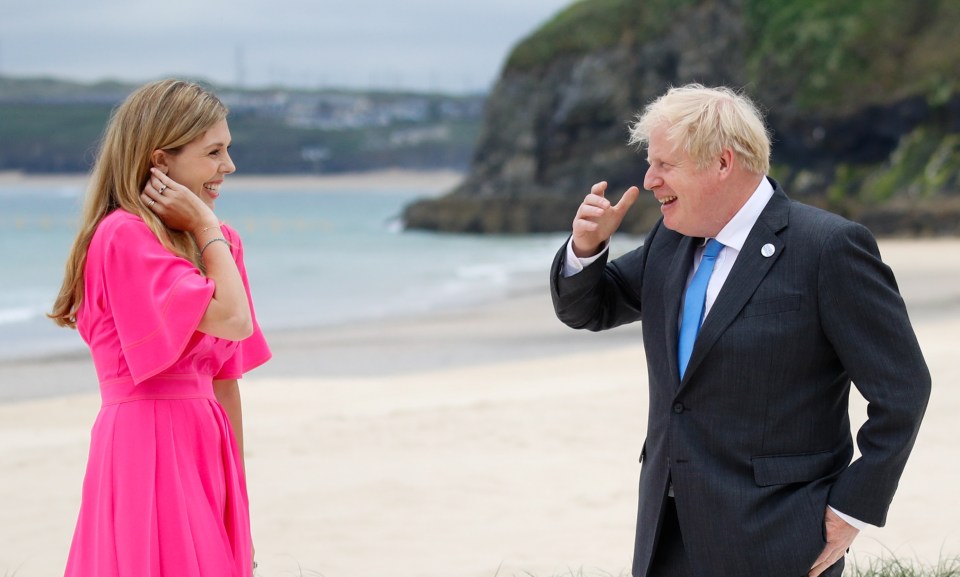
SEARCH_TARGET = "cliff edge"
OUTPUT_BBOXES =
[403,0,960,235]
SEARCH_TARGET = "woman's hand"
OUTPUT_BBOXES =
[140,168,219,235]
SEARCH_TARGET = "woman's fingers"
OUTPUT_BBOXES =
[141,169,176,213]
[143,169,183,210]
[143,168,218,232]
[149,168,175,195]
[140,191,162,212]
[141,180,161,208]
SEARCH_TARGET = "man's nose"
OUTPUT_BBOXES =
[643,166,661,191]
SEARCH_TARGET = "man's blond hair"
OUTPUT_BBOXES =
[628,84,771,175]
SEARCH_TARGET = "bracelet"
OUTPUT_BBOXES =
[196,224,222,236]
[199,237,230,256]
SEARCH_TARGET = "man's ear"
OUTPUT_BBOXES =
[151,149,169,174]
[717,148,735,178]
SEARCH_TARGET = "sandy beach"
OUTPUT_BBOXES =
[1,238,958,576]
[0,169,465,196]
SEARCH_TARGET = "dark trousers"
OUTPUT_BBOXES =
[646,497,845,577]
[647,497,693,577]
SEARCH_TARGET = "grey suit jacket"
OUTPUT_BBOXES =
[550,181,931,577]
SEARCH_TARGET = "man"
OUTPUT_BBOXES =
[550,84,930,577]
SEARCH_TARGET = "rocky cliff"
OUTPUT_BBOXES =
[403,0,960,235]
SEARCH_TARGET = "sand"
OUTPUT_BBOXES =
[1,238,958,577]
[0,169,464,196]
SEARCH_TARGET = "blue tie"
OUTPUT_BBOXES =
[678,239,723,379]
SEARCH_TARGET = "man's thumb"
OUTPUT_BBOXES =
[614,186,641,213]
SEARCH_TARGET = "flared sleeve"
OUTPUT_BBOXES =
[101,215,216,384]
[214,223,272,380]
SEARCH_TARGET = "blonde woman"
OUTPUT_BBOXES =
[50,79,270,577]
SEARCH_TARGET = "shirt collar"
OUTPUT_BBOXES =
[714,177,775,252]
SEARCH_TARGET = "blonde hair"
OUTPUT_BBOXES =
[49,79,228,328]
[628,84,770,175]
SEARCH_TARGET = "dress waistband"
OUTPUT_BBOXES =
[99,373,216,406]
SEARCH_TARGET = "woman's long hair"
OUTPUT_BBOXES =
[49,79,228,328]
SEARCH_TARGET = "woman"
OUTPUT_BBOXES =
[50,79,271,577]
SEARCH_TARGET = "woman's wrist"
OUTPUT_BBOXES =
[199,236,230,257]
[192,221,222,240]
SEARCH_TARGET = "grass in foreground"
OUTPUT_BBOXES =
[240,554,960,577]
[849,554,960,577]
[490,555,960,577]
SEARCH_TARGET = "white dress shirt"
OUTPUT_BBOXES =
[561,177,867,531]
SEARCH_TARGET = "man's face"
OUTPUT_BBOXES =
[642,124,727,238]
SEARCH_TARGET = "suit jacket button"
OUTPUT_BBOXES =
[673,402,685,414]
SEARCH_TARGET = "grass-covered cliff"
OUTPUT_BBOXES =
[509,0,959,111]
[506,0,698,71]
[404,0,960,235]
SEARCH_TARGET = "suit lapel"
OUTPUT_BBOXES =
[664,235,699,387]
[680,186,791,386]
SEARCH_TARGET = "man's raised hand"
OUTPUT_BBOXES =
[571,181,640,258]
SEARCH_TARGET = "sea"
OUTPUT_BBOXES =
[0,178,568,362]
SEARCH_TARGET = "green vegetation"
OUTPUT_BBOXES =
[0,104,480,174]
[819,125,960,219]
[505,0,959,112]
[0,77,482,174]
[862,128,960,202]
[226,114,480,174]
[0,76,130,100]
[848,554,960,577]
[745,0,960,111]
[505,0,697,71]
[0,103,112,172]
[493,0,960,228]
[491,556,960,577]
[529,556,960,577]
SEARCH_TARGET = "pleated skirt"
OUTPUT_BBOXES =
[64,376,251,577]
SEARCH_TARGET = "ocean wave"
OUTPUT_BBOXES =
[0,305,43,325]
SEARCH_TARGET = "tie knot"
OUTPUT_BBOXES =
[703,238,723,259]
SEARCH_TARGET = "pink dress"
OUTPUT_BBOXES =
[64,210,271,577]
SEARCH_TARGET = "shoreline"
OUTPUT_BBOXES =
[0,168,464,195]
[2,237,958,402]
[0,280,640,403]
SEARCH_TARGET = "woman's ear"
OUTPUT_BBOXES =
[151,149,169,174]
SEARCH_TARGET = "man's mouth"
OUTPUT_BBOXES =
[658,195,677,206]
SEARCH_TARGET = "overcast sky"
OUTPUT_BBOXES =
[0,0,574,93]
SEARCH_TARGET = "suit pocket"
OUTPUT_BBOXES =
[742,294,801,318]
[751,451,834,486]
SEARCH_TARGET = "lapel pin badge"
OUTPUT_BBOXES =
[761,243,775,258]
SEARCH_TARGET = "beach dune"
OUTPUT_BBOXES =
[1,239,958,576]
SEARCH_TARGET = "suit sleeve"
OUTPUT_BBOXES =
[818,222,931,526]
[550,222,661,332]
